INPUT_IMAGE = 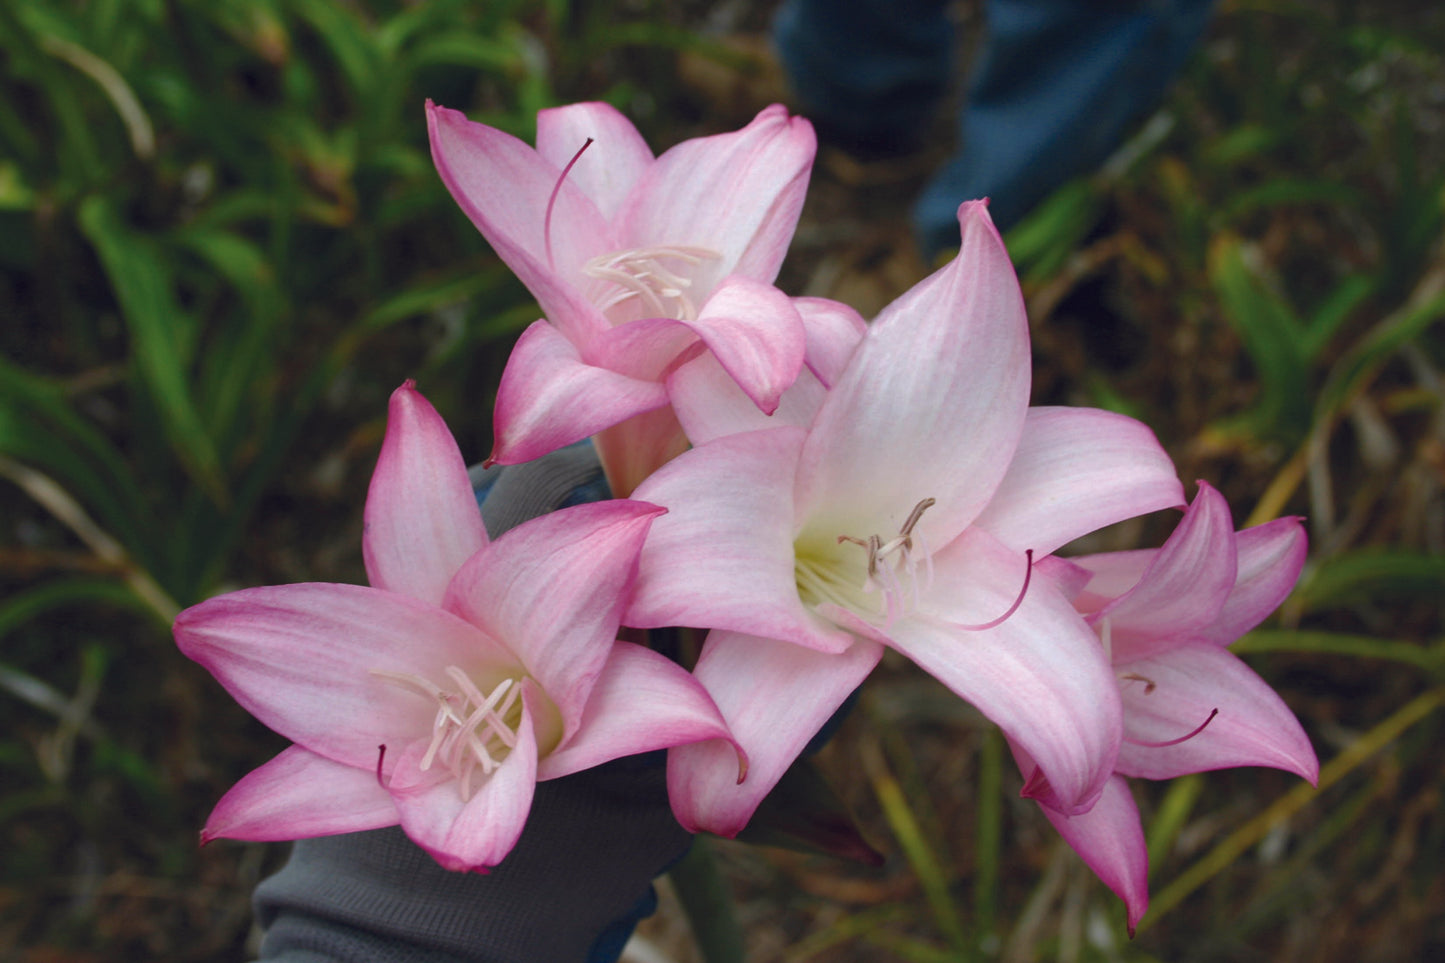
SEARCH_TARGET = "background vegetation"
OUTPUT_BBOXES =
[1,1,1440,960]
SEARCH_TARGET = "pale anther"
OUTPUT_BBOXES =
[836,498,938,622]
[583,246,722,321]
[1120,671,1156,695]
[370,666,524,801]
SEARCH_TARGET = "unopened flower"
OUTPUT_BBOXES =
[175,382,737,871]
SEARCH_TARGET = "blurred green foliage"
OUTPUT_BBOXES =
[0,0,567,619]
[0,0,713,956]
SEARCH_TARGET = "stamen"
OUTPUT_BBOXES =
[376,745,387,787]
[916,530,934,596]
[833,498,939,626]
[1124,708,1219,748]
[898,498,935,541]
[545,138,594,271]
[370,666,524,801]
[1119,671,1156,695]
[1100,617,1114,663]
[582,246,722,321]
[953,549,1034,631]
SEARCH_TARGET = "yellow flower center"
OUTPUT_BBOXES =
[794,498,936,627]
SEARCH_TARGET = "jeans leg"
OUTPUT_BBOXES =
[914,0,1216,255]
[773,0,954,144]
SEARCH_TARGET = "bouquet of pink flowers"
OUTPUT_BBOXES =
[175,102,1316,944]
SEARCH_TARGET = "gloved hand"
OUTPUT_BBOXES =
[251,443,691,963]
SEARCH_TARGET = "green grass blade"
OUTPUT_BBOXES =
[77,196,226,502]
[1139,687,1445,932]
[289,0,383,107]
[974,728,1002,943]
[1004,179,1104,284]
[170,226,285,447]
[1314,285,1445,423]
[1301,274,1375,358]
[1208,233,1311,440]
[0,356,153,560]
[862,735,969,957]
[669,837,746,963]
[1145,774,1204,876]
[0,578,158,640]
[1234,629,1444,672]
[1295,550,1445,612]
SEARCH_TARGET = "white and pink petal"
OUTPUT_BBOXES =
[426,101,611,344]
[1114,643,1317,783]
[538,641,739,781]
[1026,767,1150,935]
[618,104,815,289]
[1205,516,1308,646]
[1091,482,1238,662]
[894,528,1122,814]
[535,102,653,222]
[796,296,866,389]
[174,582,513,768]
[363,381,487,606]
[628,428,854,654]
[444,500,664,739]
[668,350,828,447]
[390,684,542,873]
[972,407,1183,558]
[490,320,670,466]
[680,276,806,415]
[796,202,1031,547]
[202,745,399,843]
[666,629,883,837]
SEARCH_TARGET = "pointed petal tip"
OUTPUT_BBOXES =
[1126,894,1148,937]
[424,846,496,874]
[1297,744,1321,787]
[955,197,997,230]
[386,378,424,415]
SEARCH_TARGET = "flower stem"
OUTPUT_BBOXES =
[670,835,746,963]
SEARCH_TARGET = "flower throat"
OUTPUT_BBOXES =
[544,138,721,322]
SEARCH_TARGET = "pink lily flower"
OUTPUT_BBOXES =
[1027,481,1318,933]
[427,100,816,494]
[174,382,738,872]
[623,202,1186,837]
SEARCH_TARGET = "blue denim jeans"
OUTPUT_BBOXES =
[775,0,1217,255]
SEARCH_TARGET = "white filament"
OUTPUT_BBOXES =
[582,245,722,321]
[371,666,523,801]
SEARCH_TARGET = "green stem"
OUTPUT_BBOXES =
[670,835,746,963]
